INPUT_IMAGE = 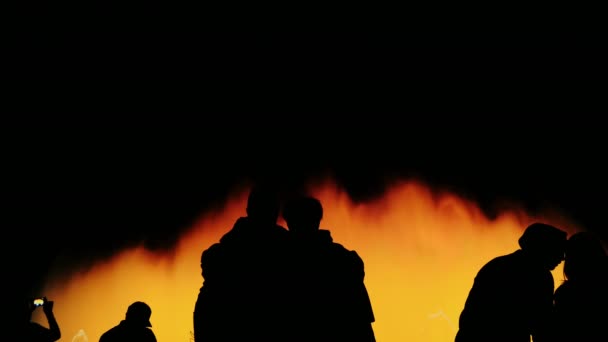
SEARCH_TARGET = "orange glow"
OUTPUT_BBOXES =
[33,179,580,342]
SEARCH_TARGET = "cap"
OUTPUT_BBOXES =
[126,301,152,327]
[518,222,567,251]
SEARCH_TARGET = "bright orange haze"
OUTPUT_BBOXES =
[33,179,580,342]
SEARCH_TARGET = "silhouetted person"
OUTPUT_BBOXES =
[21,296,61,342]
[282,195,376,342]
[553,232,608,342]
[455,222,567,342]
[99,301,157,342]
[193,185,290,342]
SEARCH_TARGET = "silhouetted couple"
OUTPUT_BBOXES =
[455,223,608,342]
[193,186,375,342]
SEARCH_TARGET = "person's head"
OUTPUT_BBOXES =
[125,301,152,328]
[518,222,567,270]
[563,231,608,282]
[282,196,323,237]
[21,298,36,322]
[245,185,280,226]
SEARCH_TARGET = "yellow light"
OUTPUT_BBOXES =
[34,179,579,342]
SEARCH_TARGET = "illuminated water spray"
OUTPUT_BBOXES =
[428,309,457,331]
[37,180,580,342]
[72,329,88,342]
[418,309,458,340]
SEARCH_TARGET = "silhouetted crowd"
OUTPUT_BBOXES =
[193,187,375,342]
[16,185,608,342]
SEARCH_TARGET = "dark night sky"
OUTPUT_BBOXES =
[5,125,608,296]
[4,10,607,299]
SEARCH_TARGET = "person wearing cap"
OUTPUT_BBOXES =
[99,301,157,342]
[455,222,567,342]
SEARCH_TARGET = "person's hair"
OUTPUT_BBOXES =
[246,185,280,220]
[282,196,323,224]
[563,231,608,282]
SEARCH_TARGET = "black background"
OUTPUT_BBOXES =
[4,3,607,298]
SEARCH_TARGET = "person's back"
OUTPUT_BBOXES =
[553,232,608,342]
[455,222,567,342]
[99,320,157,342]
[283,195,376,342]
[193,185,290,342]
[99,301,157,342]
[456,250,555,342]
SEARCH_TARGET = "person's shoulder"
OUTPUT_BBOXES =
[273,224,288,233]
[476,252,518,278]
[554,281,579,306]
[261,225,288,253]
[484,250,520,268]
[329,242,364,264]
[201,242,225,264]
[348,249,363,260]
[271,224,289,238]
[99,326,116,342]
[330,245,365,278]
[327,237,353,255]
[219,217,249,243]
[144,327,157,341]
[346,249,364,267]
[203,242,223,256]
[554,281,571,297]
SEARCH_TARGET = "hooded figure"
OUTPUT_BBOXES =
[193,185,290,342]
[283,195,376,342]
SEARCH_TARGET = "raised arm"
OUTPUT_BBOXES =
[42,298,61,342]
